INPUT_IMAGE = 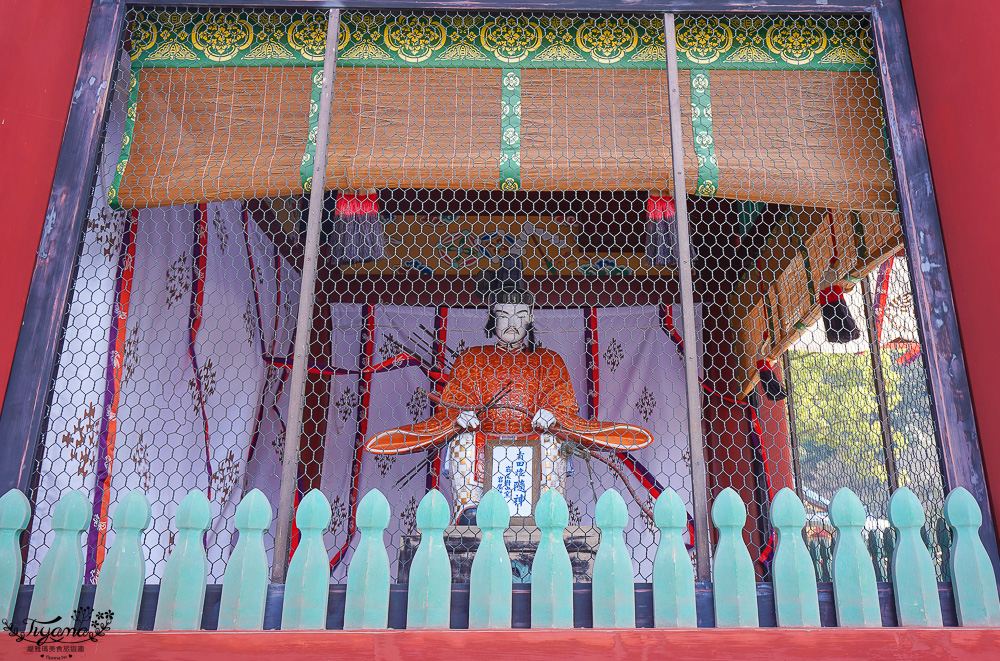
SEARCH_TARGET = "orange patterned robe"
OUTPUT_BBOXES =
[365,345,653,454]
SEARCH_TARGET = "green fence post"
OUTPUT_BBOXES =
[770,488,820,627]
[153,489,211,630]
[652,488,696,628]
[530,489,573,629]
[829,488,881,627]
[593,489,635,628]
[28,489,89,626]
[406,489,451,629]
[469,489,512,629]
[888,487,943,626]
[711,487,758,627]
[93,490,151,631]
[345,489,391,630]
[218,489,272,630]
[282,489,332,630]
[0,489,31,621]
[944,487,1000,626]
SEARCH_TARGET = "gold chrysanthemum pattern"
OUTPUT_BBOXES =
[130,10,873,71]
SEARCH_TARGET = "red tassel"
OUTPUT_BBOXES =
[646,195,677,267]
[820,285,861,343]
[756,359,787,402]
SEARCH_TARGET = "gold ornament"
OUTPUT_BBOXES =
[384,15,447,63]
[191,12,254,62]
[288,12,330,62]
[481,17,543,64]
[675,16,733,65]
[766,18,827,65]
[574,17,639,65]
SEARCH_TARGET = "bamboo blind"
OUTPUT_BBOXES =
[323,68,501,192]
[118,68,896,211]
[711,70,896,213]
[118,67,313,209]
[519,69,679,192]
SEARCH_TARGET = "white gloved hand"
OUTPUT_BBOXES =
[532,408,558,432]
[456,410,480,430]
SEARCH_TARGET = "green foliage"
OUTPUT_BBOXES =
[788,348,942,518]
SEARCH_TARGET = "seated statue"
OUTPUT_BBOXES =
[365,284,653,522]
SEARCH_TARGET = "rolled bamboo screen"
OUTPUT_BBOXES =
[519,69,677,192]
[117,67,313,209]
[323,68,501,192]
[711,70,896,213]
[117,67,895,211]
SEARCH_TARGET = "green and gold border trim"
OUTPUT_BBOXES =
[108,68,139,209]
[300,67,324,193]
[499,69,522,191]
[674,16,874,71]
[129,11,874,72]
[129,10,328,67]
[690,70,718,197]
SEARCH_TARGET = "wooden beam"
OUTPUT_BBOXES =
[19,629,1000,661]
[0,0,126,493]
[871,0,1000,572]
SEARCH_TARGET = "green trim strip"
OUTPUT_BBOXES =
[499,69,522,191]
[852,210,869,262]
[108,67,139,210]
[130,11,874,72]
[690,70,718,197]
[301,67,324,193]
[735,200,765,237]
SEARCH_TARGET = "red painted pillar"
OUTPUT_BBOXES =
[901,0,1000,533]
[0,0,93,401]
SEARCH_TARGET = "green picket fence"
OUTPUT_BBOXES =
[806,517,953,584]
[1,485,998,631]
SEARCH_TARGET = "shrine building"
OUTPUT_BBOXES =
[1,1,999,658]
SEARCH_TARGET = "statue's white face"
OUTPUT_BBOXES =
[493,303,532,345]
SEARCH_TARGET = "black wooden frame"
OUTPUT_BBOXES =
[4,0,996,568]
[0,0,126,497]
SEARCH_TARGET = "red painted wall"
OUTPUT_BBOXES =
[901,0,1000,531]
[9,629,995,661]
[0,0,93,400]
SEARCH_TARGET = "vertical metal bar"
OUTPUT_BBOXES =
[270,8,340,584]
[861,276,900,492]
[781,352,805,501]
[663,12,711,581]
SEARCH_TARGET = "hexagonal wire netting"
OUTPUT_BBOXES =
[26,8,948,587]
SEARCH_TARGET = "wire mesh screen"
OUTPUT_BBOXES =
[27,7,315,583]
[784,253,947,580]
[27,7,950,588]
[302,10,692,583]
[685,13,946,579]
